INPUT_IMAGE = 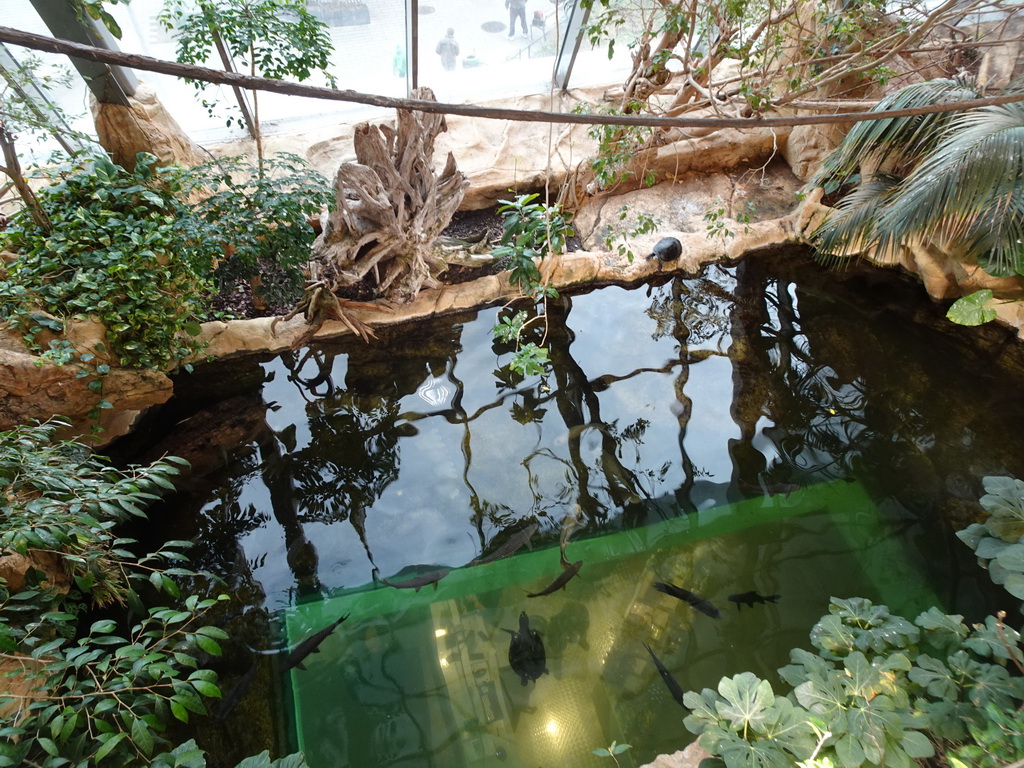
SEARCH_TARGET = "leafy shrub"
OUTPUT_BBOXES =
[0,418,307,767]
[0,151,332,373]
[0,419,225,765]
[177,154,333,310]
[491,192,573,296]
[957,475,1024,608]
[683,597,1024,768]
[0,153,210,371]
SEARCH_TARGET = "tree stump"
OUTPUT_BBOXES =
[310,87,469,303]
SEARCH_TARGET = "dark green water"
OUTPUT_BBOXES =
[128,249,1024,767]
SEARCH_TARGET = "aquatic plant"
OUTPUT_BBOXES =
[683,474,1024,768]
[592,740,632,767]
[683,597,1024,768]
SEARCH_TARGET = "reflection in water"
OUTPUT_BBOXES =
[126,250,1024,766]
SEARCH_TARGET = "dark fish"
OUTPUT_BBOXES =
[470,522,538,566]
[216,661,258,721]
[285,613,349,671]
[378,568,450,592]
[653,582,721,618]
[647,236,682,263]
[728,591,781,611]
[504,611,548,686]
[527,559,583,598]
[643,642,688,709]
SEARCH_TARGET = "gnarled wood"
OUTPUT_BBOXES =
[310,88,469,303]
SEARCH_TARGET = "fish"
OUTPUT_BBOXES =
[377,567,450,592]
[284,613,349,671]
[216,661,258,722]
[527,559,583,598]
[653,582,721,618]
[728,591,781,611]
[470,522,538,566]
[559,506,582,567]
[643,642,688,709]
[504,611,548,686]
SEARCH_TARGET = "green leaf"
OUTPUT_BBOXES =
[947,290,996,326]
[131,717,154,756]
[95,733,127,763]
[715,672,775,735]
[90,619,118,634]
[170,700,190,723]
[191,679,221,698]
[194,635,222,656]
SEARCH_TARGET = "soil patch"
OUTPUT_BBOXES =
[205,203,580,320]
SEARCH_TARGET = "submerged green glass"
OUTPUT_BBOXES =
[285,479,937,768]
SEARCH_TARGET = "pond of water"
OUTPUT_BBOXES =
[124,248,1024,767]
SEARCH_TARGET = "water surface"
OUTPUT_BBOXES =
[130,249,1023,766]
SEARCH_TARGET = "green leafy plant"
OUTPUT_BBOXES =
[0,419,230,766]
[159,0,335,164]
[152,741,309,767]
[704,203,755,243]
[958,475,1024,611]
[492,191,574,297]
[177,153,334,310]
[946,701,1024,768]
[0,53,94,158]
[603,206,661,263]
[683,596,1024,768]
[0,417,310,768]
[0,152,211,374]
[490,192,573,376]
[592,740,631,767]
[572,102,654,192]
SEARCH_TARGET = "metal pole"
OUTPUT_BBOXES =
[553,0,589,90]
[28,0,137,105]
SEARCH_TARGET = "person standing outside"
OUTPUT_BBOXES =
[436,28,460,71]
[506,0,527,38]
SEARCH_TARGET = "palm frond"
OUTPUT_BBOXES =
[810,174,902,266]
[810,78,982,189]
[876,103,1024,264]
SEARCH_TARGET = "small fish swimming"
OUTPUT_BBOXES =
[285,613,349,671]
[653,582,721,618]
[527,559,583,598]
[504,611,548,686]
[728,591,781,611]
[559,506,583,567]
[471,522,538,566]
[643,642,687,709]
[376,567,450,592]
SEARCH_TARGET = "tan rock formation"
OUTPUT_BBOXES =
[0,549,70,593]
[639,742,712,768]
[92,81,206,171]
[0,340,173,438]
[0,654,45,722]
